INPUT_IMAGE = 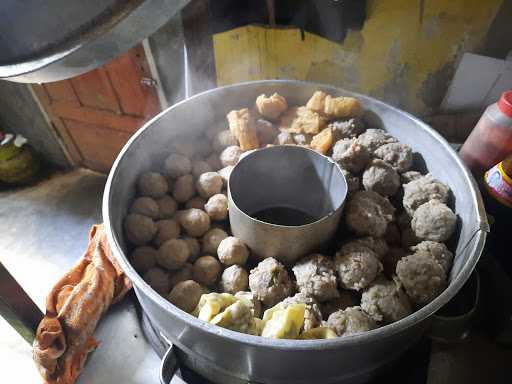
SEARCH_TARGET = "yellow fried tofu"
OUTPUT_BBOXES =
[210,300,259,335]
[310,127,334,155]
[306,91,327,114]
[279,106,327,135]
[194,292,237,321]
[256,93,288,120]
[261,303,305,339]
[323,95,363,118]
[227,108,260,150]
[299,327,338,340]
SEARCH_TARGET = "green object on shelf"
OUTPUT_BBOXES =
[0,137,40,184]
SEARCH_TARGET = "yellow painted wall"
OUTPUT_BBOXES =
[213,0,503,114]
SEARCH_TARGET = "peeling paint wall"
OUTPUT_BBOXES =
[212,0,503,115]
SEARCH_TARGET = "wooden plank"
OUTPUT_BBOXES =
[51,102,144,133]
[70,68,122,113]
[43,80,79,105]
[63,119,132,173]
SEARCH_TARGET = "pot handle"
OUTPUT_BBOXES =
[160,344,188,384]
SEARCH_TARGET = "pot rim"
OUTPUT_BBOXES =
[103,79,487,350]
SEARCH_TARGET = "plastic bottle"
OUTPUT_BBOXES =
[459,90,512,178]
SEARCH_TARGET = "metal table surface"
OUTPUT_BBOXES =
[0,169,161,383]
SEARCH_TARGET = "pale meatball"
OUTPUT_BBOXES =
[218,166,234,187]
[130,197,159,219]
[220,145,243,167]
[280,292,323,331]
[292,254,339,302]
[178,208,211,237]
[137,172,168,198]
[205,152,223,171]
[185,196,206,210]
[212,130,238,153]
[411,241,454,273]
[168,280,203,313]
[411,201,457,242]
[143,267,171,295]
[157,239,190,270]
[196,172,223,199]
[327,307,377,336]
[202,228,229,255]
[124,214,157,245]
[131,246,157,273]
[374,142,413,173]
[173,174,196,203]
[220,265,249,294]
[402,174,450,216]
[156,195,177,219]
[334,246,382,291]
[292,133,312,146]
[249,257,293,307]
[329,117,365,141]
[341,169,360,194]
[343,237,389,260]
[357,128,397,152]
[191,161,212,178]
[255,93,287,119]
[164,153,192,178]
[396,252,447,305]
[153,219,181,247]
[320,292,357,319]
[193,255,221,286]
[331,138,370,173]
[275,131,295,145]
[183,237,201,262]
[256,119,279,144]
[204,194,228,221]
[362,159,400,196]
[361,277,413,323]
[169,263,193,287]
[218,236,249,266]
[382,247,406,277]
[345,191,395,237]
[401,170,423,185]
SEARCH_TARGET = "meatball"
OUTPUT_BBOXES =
[153,219,181,247]
[334,246,382,291]
[220,145,243,167]
[130,197,159,219]
[292,254,339,302]
[169,263,193,287]
[191,161,212,178]
[275,131,295,145]
[320,292,357,319]
[183,237,201,262]
[220,265,249,294]
[196,172,223,199]
[292,133,312,146]
[157,239,190,270]
[357,129,397,152]
[131,246,157,273]
[382,247,406,277]
[249,257,293,307]
[168,280,203,313]
[256,119,279,144]
[327,307,377,336]
[156,195,177,219]
[164,153,192,178]
[361,277,412,323]
[137,172,168,198]
[329,117,365,141]
[178,208,211,237]
[218,166,234,188]
[234,291,262,318]
[341,169,360,194]
[396,252,447,305]
[411,241,454,273]
[345,191,395,237]
[362,159,400,196]
[217,236,249,266]
[374,142,413,173]
[205,152,223,171]
[401,170,423,185]
[173,174,196,203]
[411,201,457,242]
[255,93,288,119]
[343,237,389,260]
[143,267,171,295]
[212,130,238,153]
[402,174,450,216]
[280,292,323,331]
[124,214,157,245]
[331,138,370,173]
[202,228,228,255]
[204,194,228,221]
[185,196,206,210]
[193,255,221,286]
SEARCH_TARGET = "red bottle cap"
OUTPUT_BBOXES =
[498,90,512,118]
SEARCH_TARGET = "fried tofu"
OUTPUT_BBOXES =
[279,106,327,135]
[310,127,334,155]
[227,108,260,150]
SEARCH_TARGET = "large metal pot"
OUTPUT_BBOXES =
[103,80,488,384]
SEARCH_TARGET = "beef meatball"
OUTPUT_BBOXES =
[164,153,192,178]
[205,152,222,171]
[279,292,323,331]
[178,208,211,237]
[202,228,228,255]
[361,277,412,323]
[411,241,454,273]
[220,265,249,294]
[341,169,360,194]
[345,191,395,237]
[220,146,243,167]
[327,306,377,336]
[130,197,159,219]
[185,196,206,210]
[256,119,279,144]
[218,166,234,187]
[143,267,171,295]
[173,174,196,203]
[124,214,157,245]
[334,246,382,291]
[320,292,357,319]
[275,131,295,145]
[169,263,193,287]
[137,172,168,198]
[357,129,397,152]
[402,174,450,216]
[168,280,203,313]
[374,142,413,173]
[156,239,190,270]
[193,255,221,286]
[191,161,212,178]
[292,133,312,146]
[156,195,177,219]
[153,219,181,247]
[131,246,157,273]
[329,117,365,141]
[362,159,400,196]
[401,170,423,185]
[204,194,228,221]
[217,236,249,266]
[196,172,223,199]
[249,257,293,307]
[396,252,447,305]
[411,201,457,242]
[343,237,389,260]
[292,254,339,302]
[183,237,201,262]
[331,138,370,173]
[213,130,238,153]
